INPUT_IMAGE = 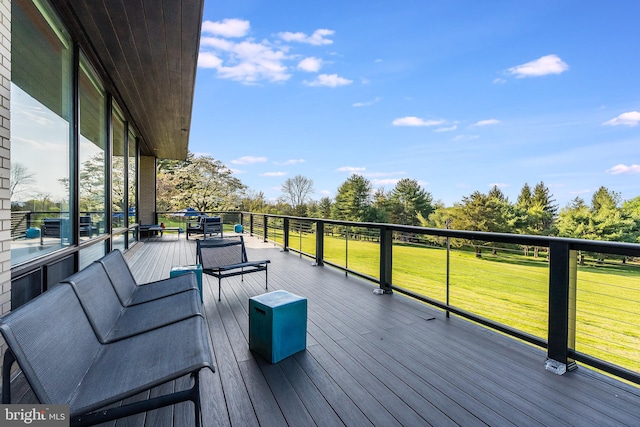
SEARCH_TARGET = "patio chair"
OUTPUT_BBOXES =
[196,236,270,301]
[187,216,223,240]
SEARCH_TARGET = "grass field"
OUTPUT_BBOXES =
[286,229,640,376]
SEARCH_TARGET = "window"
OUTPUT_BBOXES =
[111,105,126,232]
[128,129,138,244]
[10,0,73,265]
[79,54,107,241]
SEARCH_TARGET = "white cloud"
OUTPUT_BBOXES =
[199,36,291,83]
[231,156,267,165]
[261,171,287,177]
[352,97,381,107]
[202,19,250,38]
[489,183,509,188]
[319,189,332,196]
[507,54,569,78]
[606,164,640,174]
[200,37,235,50]
[278,29,335,45]
[392,116,446,127]
[199,21,345,86]
[274,159,305,165]
[472,119,501,127]
[297,57,323,72]
[304,74,353,87]
[435,125,457,132]
[372,178,401,186]
[602,111,640,127]
[493,78,507,84]
[337,166,366,172]
[197,52,223,68]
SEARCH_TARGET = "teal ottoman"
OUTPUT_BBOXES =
[170,264,203,303]
[249,290,307,363]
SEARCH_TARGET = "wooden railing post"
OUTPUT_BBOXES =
[546,241,577,374]
[282,217,289,251]
[380,225,393,293]
[314,221,324,266]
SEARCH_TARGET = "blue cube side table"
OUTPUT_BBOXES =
[249,290,307,363]
[170,264,203,303]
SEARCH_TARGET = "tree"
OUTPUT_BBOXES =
[317,197,333,219]
[332,174,373,222]
[622,196,640,244]
[281,175,314,216]
[78,153,106,213]
[451,189,512,257]
[157,153,246,212]
[591,186,620,212]
[517,183,533,209]
[239,190,268,213]
[10,162,36,206]
[387,178,434,226]
[556,197,592,238]
[371,188,389,223]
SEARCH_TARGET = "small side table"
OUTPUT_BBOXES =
[249,290,307,363]
[170,264,203,303]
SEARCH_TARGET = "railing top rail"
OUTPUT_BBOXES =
[240,211,640,257]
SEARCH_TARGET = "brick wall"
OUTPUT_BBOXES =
[0,0,10,363]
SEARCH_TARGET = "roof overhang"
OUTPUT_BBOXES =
[54,1,204,160]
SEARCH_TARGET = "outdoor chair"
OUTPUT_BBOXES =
[0,282,214,426]
[196,236,270,301]
[62,262,202,343]
[97,249,199,306]
[79,215,98,237]
[187,216,222,240]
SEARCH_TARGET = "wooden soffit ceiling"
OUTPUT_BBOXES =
[56,0,204,160]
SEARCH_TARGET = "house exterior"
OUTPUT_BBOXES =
[0,0,204,360]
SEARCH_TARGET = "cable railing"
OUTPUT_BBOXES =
[240,212,640,386]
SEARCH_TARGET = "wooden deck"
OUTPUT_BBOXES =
[8,233,640,426]
[119,234,640,427]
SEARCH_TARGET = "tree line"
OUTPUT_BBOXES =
[153,154,640,246]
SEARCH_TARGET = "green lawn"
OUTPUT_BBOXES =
[288,230,640,375]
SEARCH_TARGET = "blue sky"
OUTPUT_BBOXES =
[189,0,640,208]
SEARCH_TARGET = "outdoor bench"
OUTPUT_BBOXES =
[62,261,203,343]
[0,282,215,426]
[97,249,199,306]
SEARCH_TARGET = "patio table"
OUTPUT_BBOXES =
[148,226,181,239]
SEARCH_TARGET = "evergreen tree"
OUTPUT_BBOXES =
[517,182,533,209]
[331,175,373,222]
[388,178,434,226]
